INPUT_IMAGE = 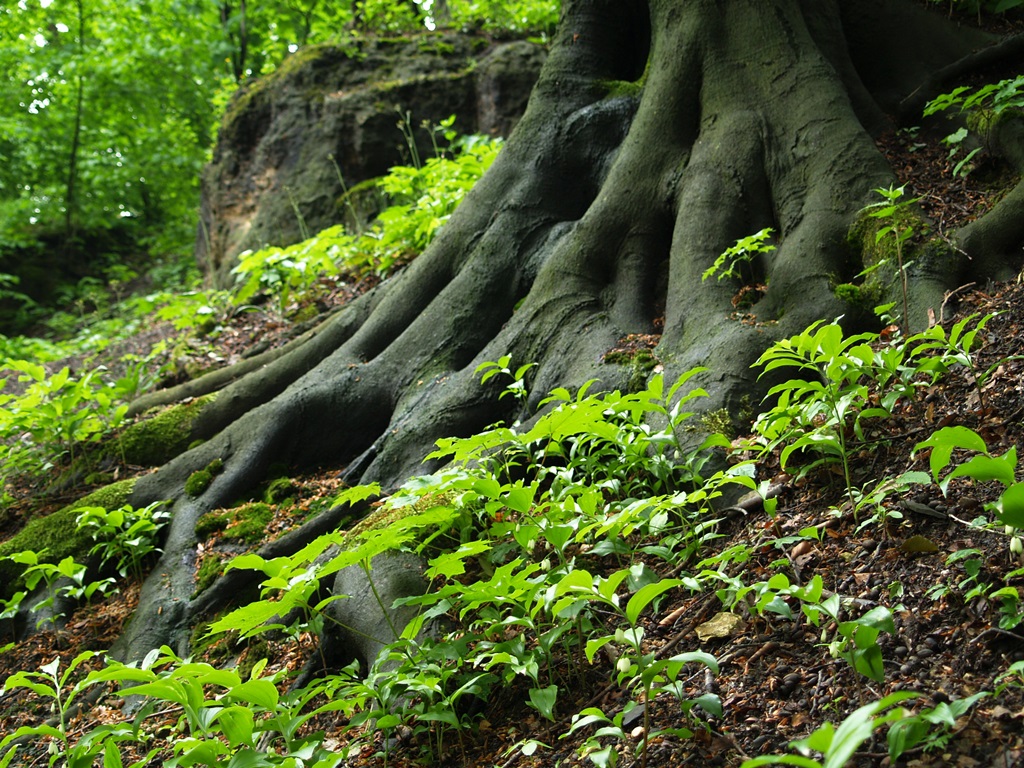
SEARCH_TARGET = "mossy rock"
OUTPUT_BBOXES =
[115,394,218,467]
[0,478,137,599]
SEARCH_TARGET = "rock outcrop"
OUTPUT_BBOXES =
[196,32,546,287]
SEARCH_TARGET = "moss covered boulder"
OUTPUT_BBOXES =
[196,31,546,287]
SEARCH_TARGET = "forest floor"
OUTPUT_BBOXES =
[4,75,1024,768]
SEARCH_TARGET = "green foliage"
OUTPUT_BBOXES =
[750,316,1001,520]
[924,74,1024,177]
[230,130,502,312]
[702,227,775,283]
[926,76,1024,119]
[861,185,921,332]
[914,426,1024,529]
[3,322,1023,766]
[741,692,919,768]
[196,367,739,763]
[75,501,169,580]
[753,322,900,512]
[2,550,115,629]
[0,360,131,493]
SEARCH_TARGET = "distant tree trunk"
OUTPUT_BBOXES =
[64,0,86,243]
[221,0,249,82]
[110,0,1024,661]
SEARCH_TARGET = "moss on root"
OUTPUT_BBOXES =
[186,457,225,498]
[116,394,218,467]
[192,553,225,598]
[195,502,274,543]
[0,478,138,598]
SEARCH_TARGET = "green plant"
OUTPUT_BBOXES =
[752,322,881,514]
[741,691,918,768]
[914,425,1024,530]
[850,471,931,535]
[561,569,721,768]
[801,593,896,684]
[702,227,775,283]
[886,692,989,761]
[0,361,129,483]
[2,551,115,629]
[925,74,1024,176]
[75,501,170,580]
[230,127,502,311]
[0,651,139,767]
[231,227,346,316]
[197,366,740,766]
[862,185,921,333]
[909,313,1004,411]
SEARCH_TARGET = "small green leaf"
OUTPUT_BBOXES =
[997,483,1024,528]
[626,579,682,626]
[528,684,558,721]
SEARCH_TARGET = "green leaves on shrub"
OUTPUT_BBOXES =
[0,360,129,484]
[231,131,502,314]
[914,426,1024,528]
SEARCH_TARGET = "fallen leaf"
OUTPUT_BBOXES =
[901,535,939,554]
[696,612,746,642]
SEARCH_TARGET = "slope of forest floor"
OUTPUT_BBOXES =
[3,278,1024,768]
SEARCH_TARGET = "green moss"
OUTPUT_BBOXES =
[220,44,335,132]
[237,638,271,680]
[832,281,883,309]
[192,553,224,598]
[343,490,455,542]
[185,457,225,498]
[699,408,736,439]
[599,58,649,100]
[117,393,218,467]
[603,347,661,394]
[186,469,213,497]
[0,479,137,598]
[599,79,644,100]
[196,502,275,544]
[263,477,297,504]
[417,38,455,56]
[189,617,235,664]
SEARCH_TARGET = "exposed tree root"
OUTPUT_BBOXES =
[104,0,1024,663]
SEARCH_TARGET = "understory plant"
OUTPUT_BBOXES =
[2,311,1021,767]
[231,127,502,313]
[925,73,1024,176]
[0,361,129,486]
[196,365,741,765]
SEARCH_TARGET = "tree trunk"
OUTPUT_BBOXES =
[112,0,1024,661]
[64,0,86,244]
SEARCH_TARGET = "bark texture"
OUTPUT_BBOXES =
[111,0,1024,662]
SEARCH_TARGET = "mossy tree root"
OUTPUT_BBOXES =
[112,0,1024,662]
